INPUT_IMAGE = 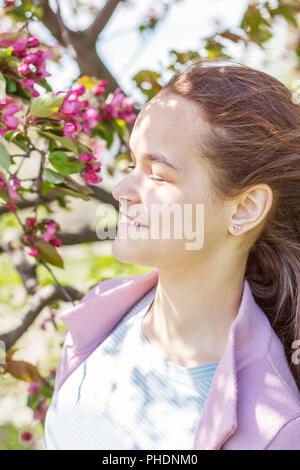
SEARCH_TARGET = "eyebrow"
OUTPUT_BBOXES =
[128,143,183,173]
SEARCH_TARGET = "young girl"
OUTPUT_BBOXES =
[43,60,300,450]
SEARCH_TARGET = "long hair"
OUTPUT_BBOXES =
[163,59,300,391]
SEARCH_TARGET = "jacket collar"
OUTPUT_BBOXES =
[58,269,271,450]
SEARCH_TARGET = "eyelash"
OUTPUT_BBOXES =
[126,165,165,182]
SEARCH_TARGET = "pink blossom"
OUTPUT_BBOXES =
[21,77,39,97]
[63,120,82,139]
[0,181,6,189]
[1,103,21,134]
[28,247,39,257]
[8,181,21,199]
[20,430,32,442]
[82,107,101,128]
[88,138,106,161]
[102,87,136,123]
[3,113,19,129]
[7,187,20,201]
[33,397,48,421]
[12,37,27,57]
[78,153,93,162]
[0,97,12,106]
[51,237,62,247]
[10,173,21,190]
[83,171,102,185]
[61,99,82,116]
[91,83,105,95]
[92,164,101,172]
[26,218,36,227]
[84,163,94,171]
[5,104,21,116]
[43,222,57,243]
[72,83,86,96]
[27,382,40,394]
[24,52,40,65]
[6,201,15,212]
[27,36,39,48]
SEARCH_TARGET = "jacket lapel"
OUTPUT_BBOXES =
[58,269,159,352]
[193,279,271,449]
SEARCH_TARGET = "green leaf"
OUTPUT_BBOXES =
[52,186,90,201]
[40,131,78,153]
[43,168,65,184]
[41,181,55,195]
[49,151,85,175]
[38,78,53,93]
[27,393,40,409]
[30,92,67,118]
[5,77,17,94]
[112,118,127,138]
[0,71,6,101]
[0,189,9,202]
[34,239,64,269]
[0,142,11,172]
[0,46,12,62]
[6,132,29,153]
[37,384,53,398]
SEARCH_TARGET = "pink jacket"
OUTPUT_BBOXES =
[52,268,300,450]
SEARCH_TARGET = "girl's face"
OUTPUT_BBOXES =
[111,91,230,269]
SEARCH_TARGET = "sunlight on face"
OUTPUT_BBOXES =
[111,90,228,269]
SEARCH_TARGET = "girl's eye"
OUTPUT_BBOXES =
[126,165,165,182]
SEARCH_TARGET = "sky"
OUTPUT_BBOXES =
[27,0,265,103]
[22,0,291,106]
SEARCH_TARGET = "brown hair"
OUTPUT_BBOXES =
[163,59,300,391]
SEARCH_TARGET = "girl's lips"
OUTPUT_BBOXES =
[119,212,148,228]
[117,220,148,229]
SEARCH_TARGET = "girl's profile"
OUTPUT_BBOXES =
[43,60,300,450]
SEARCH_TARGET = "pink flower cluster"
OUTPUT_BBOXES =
[91,79,108,96]
[58,81,136,141]
[59,83,103,139]
[23,217,62,258]
[0,171,21,212]
[78,152,103,185]
[0,97,22,136]
[0,34,53,97]
[102,87,136,123]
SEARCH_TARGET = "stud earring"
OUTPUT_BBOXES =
[233,223,242,233]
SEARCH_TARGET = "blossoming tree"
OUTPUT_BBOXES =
[0,0,299,447]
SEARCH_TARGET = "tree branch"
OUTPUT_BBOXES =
[39,0,65,44]
[84,0,124,46]
[2,231,38,295]
[0,283,82,351]
[0,183,119,216]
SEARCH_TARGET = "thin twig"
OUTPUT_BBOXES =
[37,258,77,305]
